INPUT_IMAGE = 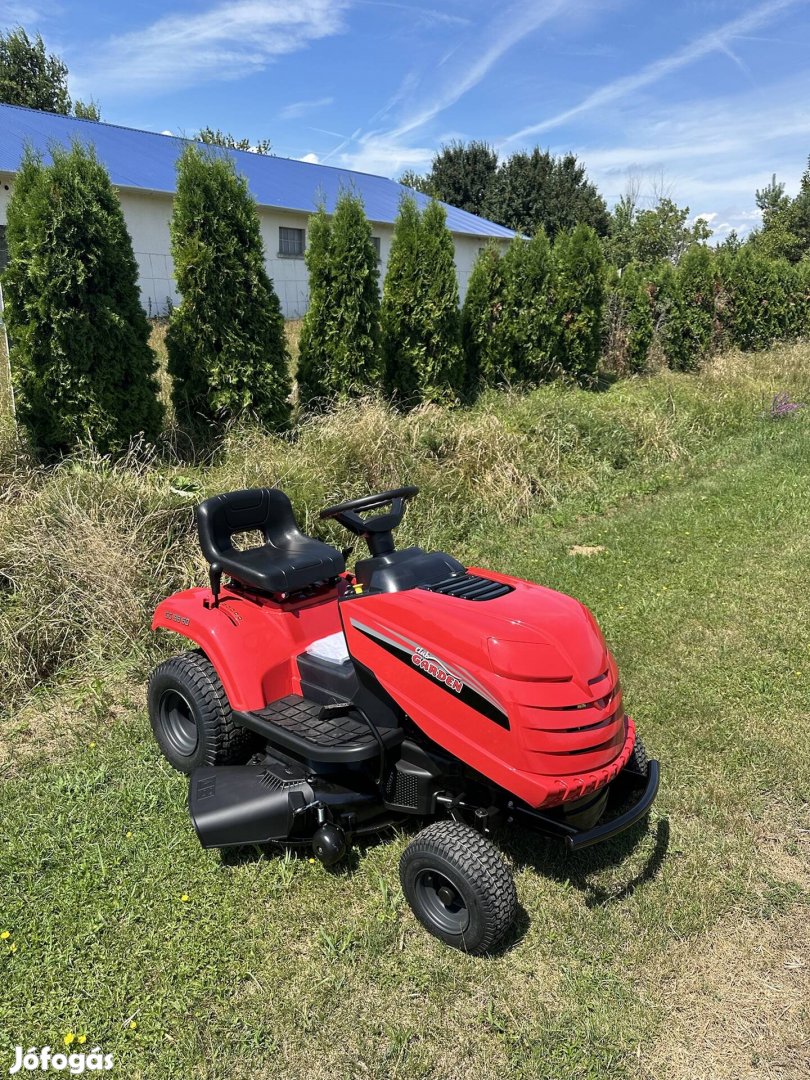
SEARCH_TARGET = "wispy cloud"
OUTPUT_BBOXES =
[337,135,435,176]
[0,2,53,24]
[71,0,350,98]
[279,96,334,120]
[567,68,810,239]
[389,0,568,140]
[500,0,804,146]
[357,1,472,27]
[335,0,571,173]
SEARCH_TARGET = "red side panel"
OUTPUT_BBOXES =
[152,586,341,711]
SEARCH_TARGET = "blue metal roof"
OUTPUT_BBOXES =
[0,102,514,240]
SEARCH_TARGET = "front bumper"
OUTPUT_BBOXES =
[510,760,660,851]
[565,760,660,851]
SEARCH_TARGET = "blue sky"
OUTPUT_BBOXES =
[8,0,810,238]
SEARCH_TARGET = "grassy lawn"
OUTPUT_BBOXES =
[0,346,808,1079]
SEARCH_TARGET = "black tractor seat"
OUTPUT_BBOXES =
[196,488,345,598]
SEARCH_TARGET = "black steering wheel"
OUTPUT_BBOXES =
[319,486,419,540]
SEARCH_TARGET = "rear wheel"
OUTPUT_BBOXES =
[148,651,257,773]
[399,820,517,954]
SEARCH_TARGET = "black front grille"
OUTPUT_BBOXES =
[421,573,513,601]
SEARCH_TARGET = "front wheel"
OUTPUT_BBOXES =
[628,735,649,776]
[399,820,517,954]
[148,650,256,773]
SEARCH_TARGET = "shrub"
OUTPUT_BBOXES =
[647,260,677,366]
[603,263,654,375]
[798,260,810,337]
[2,144,162,457]
[297,190,381,407]
[718,249,804,352]
[461,244,507,394]
[552,223,605,381]
[775,258,806,339]
[499,230,555,385]
[662,245,717,372]
[167,145,290,441]
[382,197,462,405]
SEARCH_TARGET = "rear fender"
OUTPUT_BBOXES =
[151,588,291,711]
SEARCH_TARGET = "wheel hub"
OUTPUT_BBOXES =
[414,869,469,935]
[158,688,199,758]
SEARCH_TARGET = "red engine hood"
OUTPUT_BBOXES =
[341,568,633,809]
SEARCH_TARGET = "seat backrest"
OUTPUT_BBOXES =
[196,488,301,564]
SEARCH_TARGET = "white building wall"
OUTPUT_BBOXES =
[0,174,507,320]
[119,190,178,316]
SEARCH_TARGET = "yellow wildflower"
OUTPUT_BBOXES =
[0,931,9,940]
[64,1034,75,1046]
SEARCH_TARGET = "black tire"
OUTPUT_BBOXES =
[148,650,257,773]
[628,735,649,776]
[399,820,517,954]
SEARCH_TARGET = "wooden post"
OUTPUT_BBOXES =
[0,278,16,421]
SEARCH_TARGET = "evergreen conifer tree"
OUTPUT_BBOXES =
[297,191,381,407]
[296,205,333,408]
[3,144,162,456]
[460,244,507,395]
[499,230,555,384]
[552,224,605,381]
[167,145,290,439]
[381,197,462,404]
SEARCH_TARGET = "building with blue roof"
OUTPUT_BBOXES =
[0,102,514,317]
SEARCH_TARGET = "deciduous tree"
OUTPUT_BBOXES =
[427,140,498,218]
[487,149,609,240]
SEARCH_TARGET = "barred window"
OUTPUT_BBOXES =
[371,236,381,260]
[278,226,305,257]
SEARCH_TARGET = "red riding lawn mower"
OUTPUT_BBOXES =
[149,486,659,953]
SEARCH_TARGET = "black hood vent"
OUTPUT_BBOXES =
[420,573,513,601]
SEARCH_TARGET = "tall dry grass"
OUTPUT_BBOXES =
[0,341,807,714]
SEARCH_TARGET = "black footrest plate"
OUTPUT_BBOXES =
[256,695,375,747]
[234,695,403,764]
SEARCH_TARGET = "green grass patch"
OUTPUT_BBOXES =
[0,343,808,1078]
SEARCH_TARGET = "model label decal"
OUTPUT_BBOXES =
[351,619,509,730]
[411,647,463,693]
[164,611,190,626]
